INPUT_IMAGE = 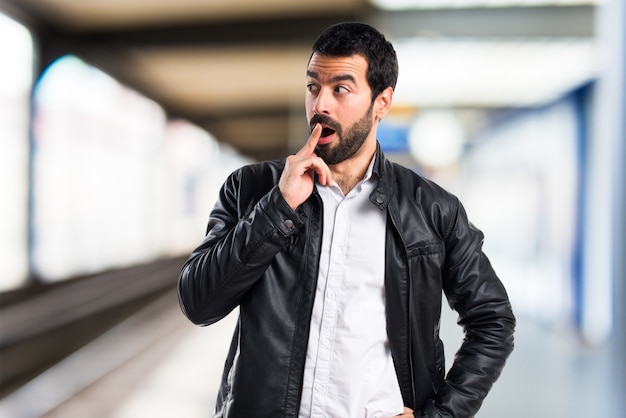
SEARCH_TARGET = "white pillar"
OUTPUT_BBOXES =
[582,0,625,347]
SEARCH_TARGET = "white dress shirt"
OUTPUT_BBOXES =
[298,159,404,418]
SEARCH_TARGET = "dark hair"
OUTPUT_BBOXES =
[311,22,399,101]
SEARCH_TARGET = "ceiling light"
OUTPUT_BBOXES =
[370,0,599,10]
[392,37,596,107]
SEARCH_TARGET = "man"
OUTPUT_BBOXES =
[178,22,515,417]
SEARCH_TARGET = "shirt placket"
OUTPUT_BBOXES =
[310,197,350,417]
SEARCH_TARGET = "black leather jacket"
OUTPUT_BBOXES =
[178,145,515,417]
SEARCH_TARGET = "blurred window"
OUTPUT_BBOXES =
[32,55,168,281]
[160,119,222,256]
[0,13,33,291]
[30,55,252,282]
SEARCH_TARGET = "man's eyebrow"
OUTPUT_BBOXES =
[331,74,356,83]
[306,70,356,84]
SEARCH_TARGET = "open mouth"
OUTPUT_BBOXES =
[321,127,336,138]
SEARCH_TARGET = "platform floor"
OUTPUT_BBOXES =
[2,293,624,418]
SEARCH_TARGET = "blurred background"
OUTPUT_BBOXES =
[0,0,623,416]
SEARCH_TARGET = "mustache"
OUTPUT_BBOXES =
[309,114,340,132]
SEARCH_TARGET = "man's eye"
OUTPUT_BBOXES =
[335,86,349,94]
[306,84,319,93]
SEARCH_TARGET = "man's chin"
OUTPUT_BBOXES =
[314,145,334,164]
[316,148,345,165]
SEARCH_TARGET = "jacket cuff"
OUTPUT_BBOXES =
[260,185,304,237]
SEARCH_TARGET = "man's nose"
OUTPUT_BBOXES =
[313,88,331,115]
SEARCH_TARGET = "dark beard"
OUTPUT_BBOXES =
[309,102,374,165]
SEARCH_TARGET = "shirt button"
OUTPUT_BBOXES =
[375,195,384,204]
[284,219,294,229]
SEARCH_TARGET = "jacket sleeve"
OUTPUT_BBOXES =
[420,198,516,417]
[177,168,304,326]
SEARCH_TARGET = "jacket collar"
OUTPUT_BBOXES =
[370,142,394,210]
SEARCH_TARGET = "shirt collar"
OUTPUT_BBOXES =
[362,152,378,183]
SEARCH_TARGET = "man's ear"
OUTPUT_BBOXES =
[374,86,394,121]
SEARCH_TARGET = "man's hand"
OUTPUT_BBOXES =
[382,407,414,418]
[392,407,414,417]
[278,123,333,209]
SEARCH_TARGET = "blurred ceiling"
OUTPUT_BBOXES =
[0,0,597,160]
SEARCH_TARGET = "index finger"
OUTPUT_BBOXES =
[297,123,322,156]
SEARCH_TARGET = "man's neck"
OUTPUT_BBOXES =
[329,141,376,195]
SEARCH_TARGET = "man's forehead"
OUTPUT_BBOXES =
[307,53,368,79]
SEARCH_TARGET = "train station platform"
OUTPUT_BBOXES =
[1,289,623,418]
